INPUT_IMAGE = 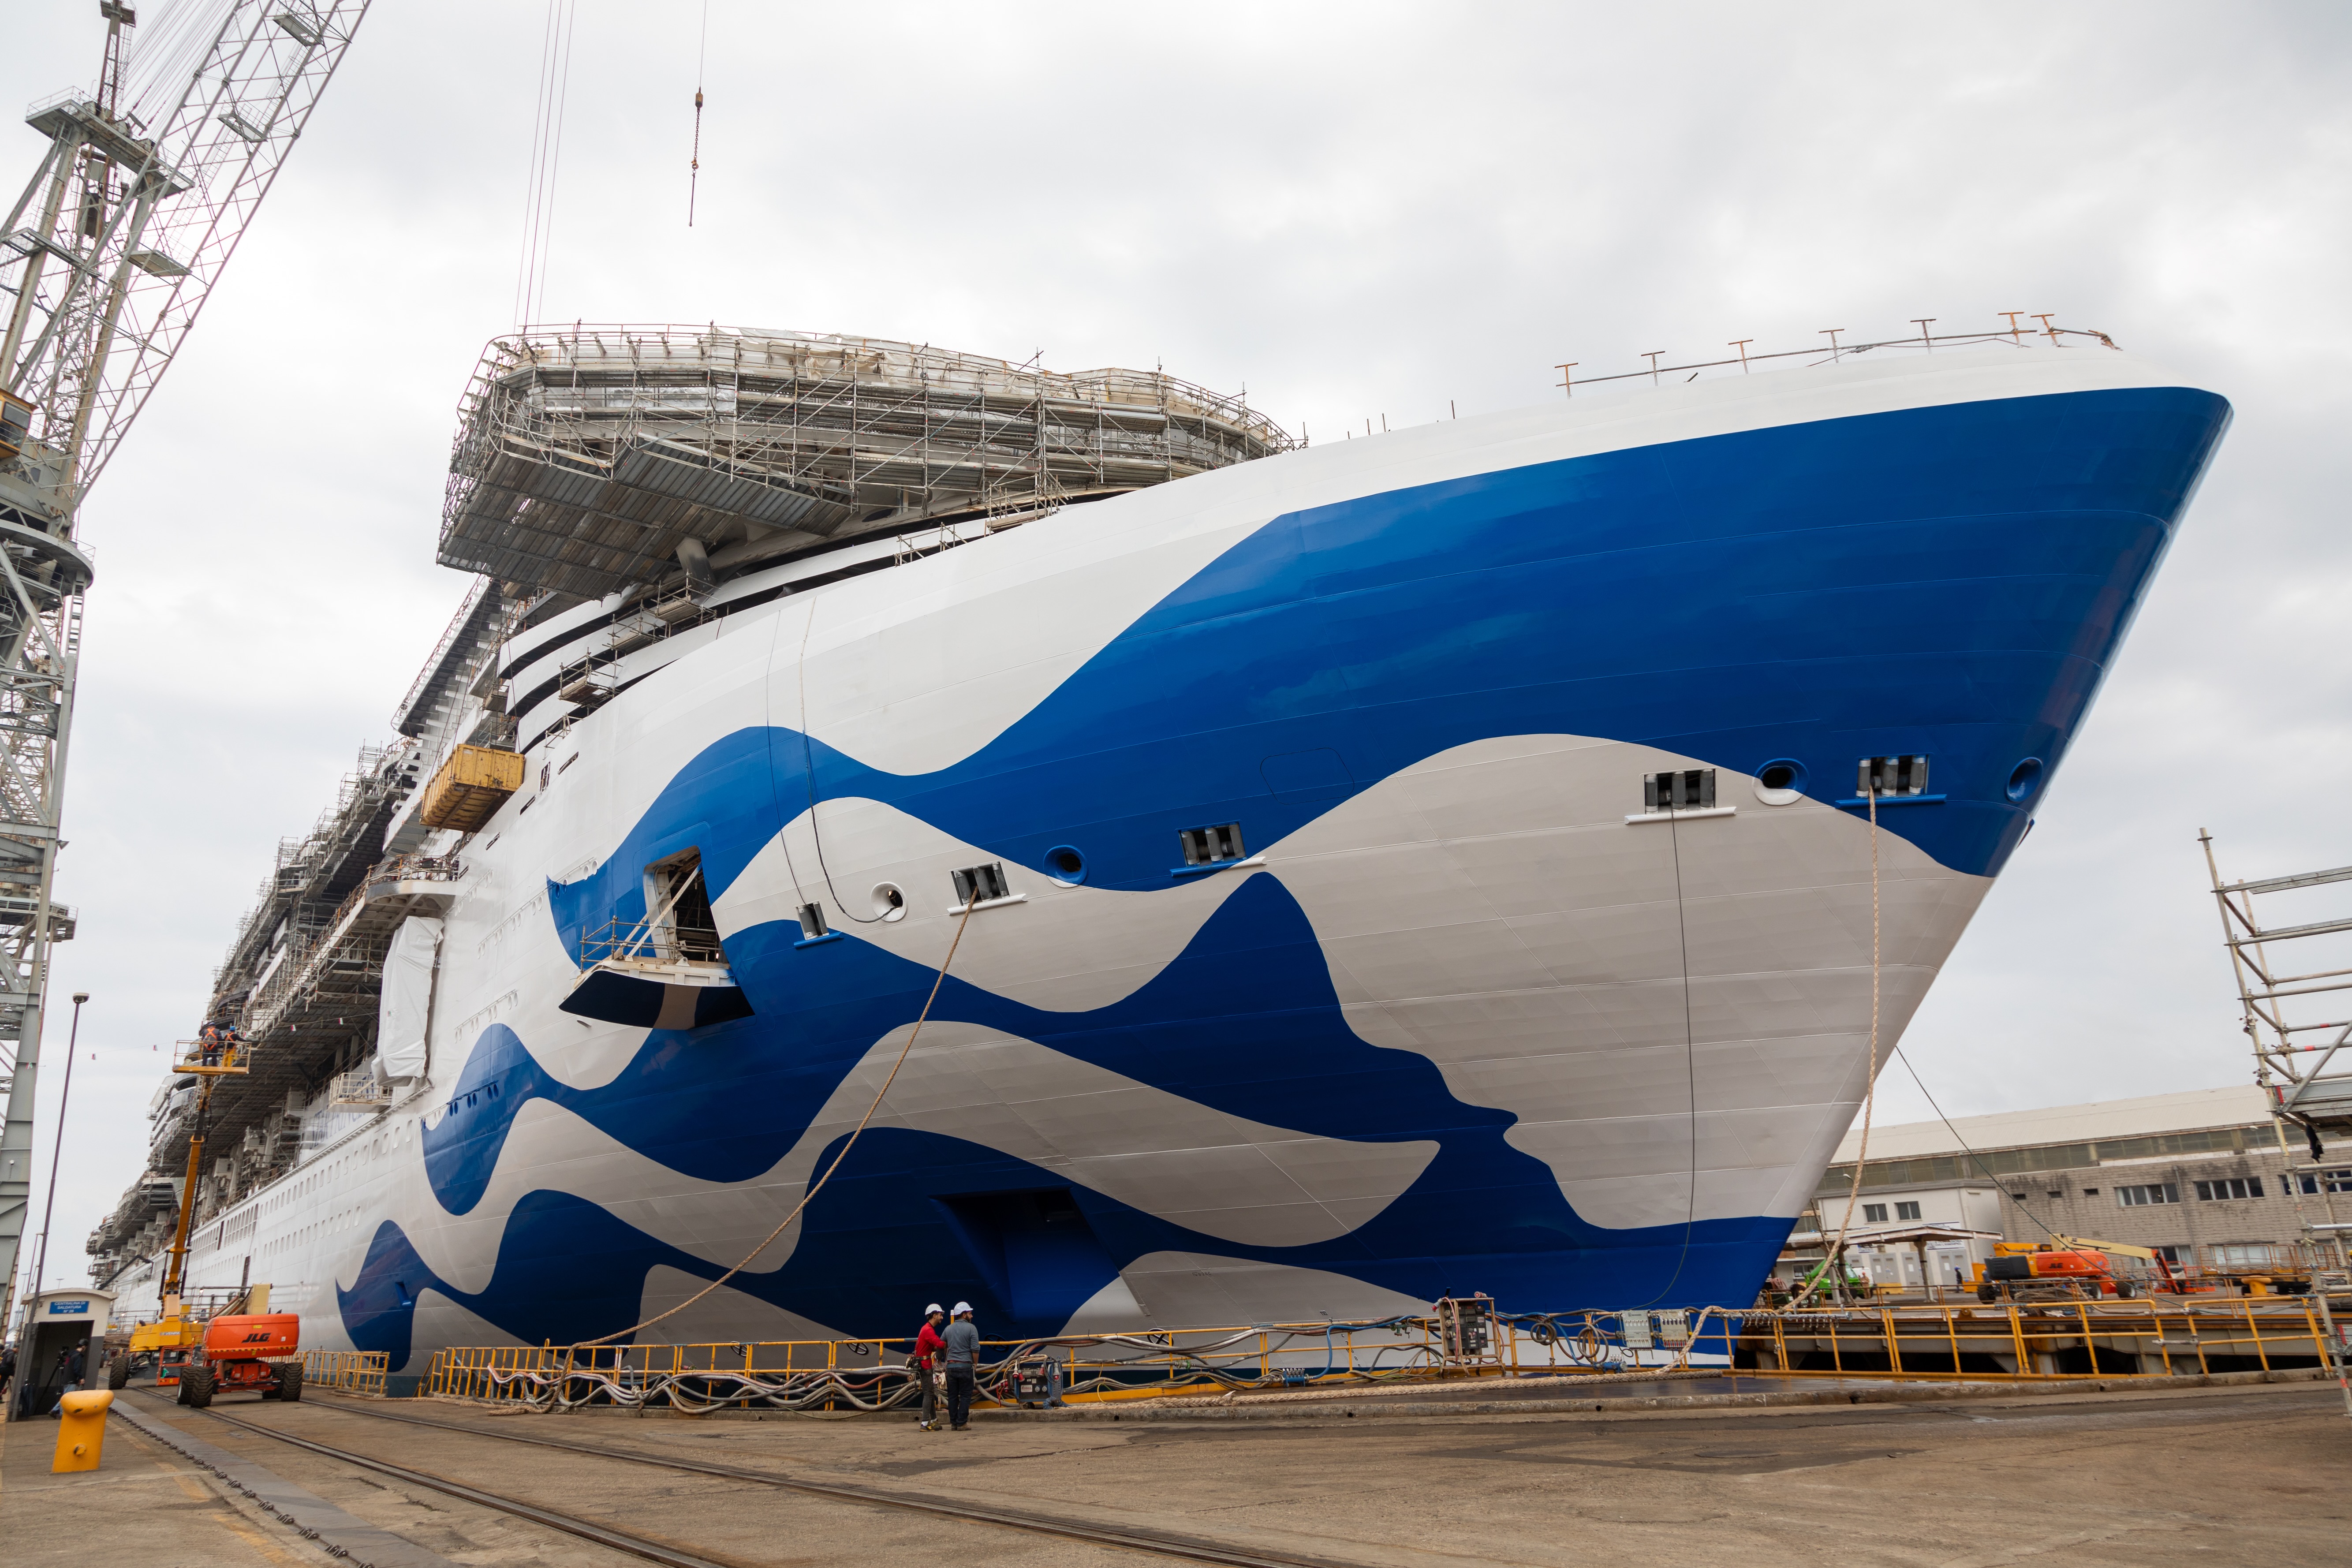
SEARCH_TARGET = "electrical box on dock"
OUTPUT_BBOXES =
[419,744,526,831]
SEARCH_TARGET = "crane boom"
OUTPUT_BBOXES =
[0,0,370,1334]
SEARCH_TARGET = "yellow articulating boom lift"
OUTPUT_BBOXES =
[1979,1234,2181,1303]
[116,1034,249,1388]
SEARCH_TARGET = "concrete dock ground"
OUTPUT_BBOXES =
[4,1378,2346,1567]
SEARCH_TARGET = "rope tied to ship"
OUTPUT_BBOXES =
[572,896,979,1348]
[1792,784,1882,1309]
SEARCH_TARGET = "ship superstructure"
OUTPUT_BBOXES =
[95,325,2228,1378]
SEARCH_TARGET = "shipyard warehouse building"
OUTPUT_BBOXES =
[1782,1086,2349,1291]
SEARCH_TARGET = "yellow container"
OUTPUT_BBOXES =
[418,744,526,832]
[53,1389,113,1473]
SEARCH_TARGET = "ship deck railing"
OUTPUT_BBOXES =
[579,917,728,970]
[1557,320,2120,397]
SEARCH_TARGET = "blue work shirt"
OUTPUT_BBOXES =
[942,1319,980,1367]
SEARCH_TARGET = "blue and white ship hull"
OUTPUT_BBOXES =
[142,343,2229,1371]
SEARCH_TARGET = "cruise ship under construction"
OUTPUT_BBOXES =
[88,321,2229,1378]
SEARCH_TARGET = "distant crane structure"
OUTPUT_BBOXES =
[0,0,370,1332]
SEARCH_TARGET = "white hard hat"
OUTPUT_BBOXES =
[952,1301,973,1315]
[925,1303,943,1314]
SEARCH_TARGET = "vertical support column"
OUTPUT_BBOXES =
[1,133,81,385]
[2308,1288,2352,1422]
[0,572,81,1338]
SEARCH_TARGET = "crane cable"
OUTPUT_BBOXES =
[512,0,575,328]
[1792,785,1882,1308]
[575,897,977,1348]
[687,0,707,227]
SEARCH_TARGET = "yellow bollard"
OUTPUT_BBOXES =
[52,1389,114,1474]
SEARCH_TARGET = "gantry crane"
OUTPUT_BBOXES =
[0,0,370,1333]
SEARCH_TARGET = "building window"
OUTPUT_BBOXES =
[2045,1190,2063,1199]
[1862,1203,1888,1223]
[2193,1177,2263,1202]
[2151,1244,2186,1265]
[2206,1242,2281,1270]
[2081,1188,2099,1196]
[1895,1201,1922,1221]
[2297,1169,2352,1195]
[2117,1183,2180,1206]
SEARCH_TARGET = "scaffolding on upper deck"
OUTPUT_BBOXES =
[439,325,1299,603]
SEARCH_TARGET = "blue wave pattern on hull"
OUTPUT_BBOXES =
[344,386,2227,1356]
[350,876,1785,1363]
[551,385,2227,955]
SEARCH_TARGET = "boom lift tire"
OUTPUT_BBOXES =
[175,1372,192,1405]
[107,1353,130,1390]
[183,1365,215,1408]
[279,1363,304,1402]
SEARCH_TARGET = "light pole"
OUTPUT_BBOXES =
[23,993,88,1313]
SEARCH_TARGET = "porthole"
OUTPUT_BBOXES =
[1045,845,1087,887]
[2005,757,2044,803]
[1752,758,1806,806]
[870,882,907,922]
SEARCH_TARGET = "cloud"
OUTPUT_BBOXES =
[7,0,2347,1294]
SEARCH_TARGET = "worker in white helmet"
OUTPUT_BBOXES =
[941,1302,980,1431]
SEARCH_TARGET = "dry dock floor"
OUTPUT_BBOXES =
[3,1378,2345,1567]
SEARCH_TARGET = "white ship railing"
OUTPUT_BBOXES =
[1557,317,2121,396]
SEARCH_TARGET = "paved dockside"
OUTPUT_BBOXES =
[7,1376,2346,1566]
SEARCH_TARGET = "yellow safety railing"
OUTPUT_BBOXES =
[302,1349,390,1396]
[1722,1295,2348,1380]
[415,1294,2350,1412]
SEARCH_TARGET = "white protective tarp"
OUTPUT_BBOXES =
[373,915,443,1082]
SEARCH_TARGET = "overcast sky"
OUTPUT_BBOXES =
[6,1,2350,1299]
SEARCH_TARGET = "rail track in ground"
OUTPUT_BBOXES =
[157,1390,1365,1568]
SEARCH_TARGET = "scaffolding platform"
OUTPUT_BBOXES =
[2201,833,2352,1422]
[438,325,1298,601]
[2203,842,2352,1143]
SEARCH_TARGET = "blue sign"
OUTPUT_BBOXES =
[45,1300,90,1315]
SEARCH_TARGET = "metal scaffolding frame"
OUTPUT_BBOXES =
[439,325,1299,602]
[2199,830,2352,1419]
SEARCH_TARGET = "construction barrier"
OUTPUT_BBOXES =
[302,1349,390,1396]
[1721,1295,2352,1379]
[416,1293,2347,1413]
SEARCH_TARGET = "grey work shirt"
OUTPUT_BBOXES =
[942,1320,980,1367]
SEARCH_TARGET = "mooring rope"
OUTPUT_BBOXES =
[1793,784,1882,1308]
[575,897,978,1348]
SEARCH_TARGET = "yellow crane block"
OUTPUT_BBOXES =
[418,744,526,831]
[53,1389,113,1473]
